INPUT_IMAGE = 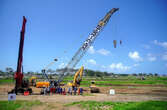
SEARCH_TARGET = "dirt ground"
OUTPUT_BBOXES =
[0,84,167,110]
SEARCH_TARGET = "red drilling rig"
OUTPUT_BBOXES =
[9,16,32,95]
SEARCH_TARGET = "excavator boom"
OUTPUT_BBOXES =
[67,66,84,87]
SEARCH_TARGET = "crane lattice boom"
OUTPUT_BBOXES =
[58,8,119,83]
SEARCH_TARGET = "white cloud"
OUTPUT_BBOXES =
[128,51,143,62]
[88,46,111,56]
[88,46,95,54]
[109,63,131,72]
[101,65,106,69]
[147,53,156,62]
[87,59,96,65]
[133,63,139,67]
[153,40,167,49]
[97,49,110,56]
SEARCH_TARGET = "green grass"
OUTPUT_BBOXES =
[82,93,95,96]
[1,76,167,87]
[0,79,14,84]
[66,100,167,110]
[62,76,167,87]
[0,100,42,110]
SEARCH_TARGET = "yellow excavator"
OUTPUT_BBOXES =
[67,66,99,93]
[67,66,84,88]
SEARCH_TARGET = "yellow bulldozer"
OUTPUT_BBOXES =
[90,81,100,93]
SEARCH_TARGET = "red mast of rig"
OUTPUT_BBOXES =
[10,16,32,94]
[14,16,26,89]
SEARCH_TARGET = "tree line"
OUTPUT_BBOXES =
[0,67,163,77]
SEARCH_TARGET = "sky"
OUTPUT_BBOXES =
[0,0,167,74]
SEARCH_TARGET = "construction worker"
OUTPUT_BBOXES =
[60,87,63,94]
[47,87,50,95]
[80,88,83,95]
[68,87,72,95]
[44,87,47,95]
[73,87,77,95]
[63,88,66,95]
[78,88,80,95]
[57,87,60,94]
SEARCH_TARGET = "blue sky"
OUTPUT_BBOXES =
[0,0,167,74]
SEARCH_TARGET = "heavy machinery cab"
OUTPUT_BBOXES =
[90,81,100,93]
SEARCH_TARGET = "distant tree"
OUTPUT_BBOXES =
[0,70,4,74]
[27,71,34,75]
[149,73,153,77]
[6,67,14,73]
[85,69,95,76]
[120,74,129,76]
[6,67,14,77]
[103,72,109,76]
[132,73,137,76]
[95,71,102,77]
[142,73,147,77]
[0,70,5,77]
[138,73,143,76]
[154,73,158,77]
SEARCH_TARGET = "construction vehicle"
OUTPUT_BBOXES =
[35,68,50,88]
[29,76,37,86]
[29,76,50,88]
[33,8,118,93]
[90,81,100,93]
[36,81,50,88]
[67,66,84,88]
[56,8,119,93]
[33,59,57,88]
[9,16,32,94]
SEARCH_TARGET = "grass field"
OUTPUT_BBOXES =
[0,100,42,110]
[63,76,167,86]
[1,100,167,110]
[66,100,167,110]
[0,79,14,84]
[0,76,167,87]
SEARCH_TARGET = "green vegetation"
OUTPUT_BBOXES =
[0,100,42,110]
[0,79,14,84]
[1,100,167,110]
[66,100,167,110]
[0,74,167,87]
[62,76,167,87]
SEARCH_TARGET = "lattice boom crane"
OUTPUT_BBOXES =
[58,8,119,83]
